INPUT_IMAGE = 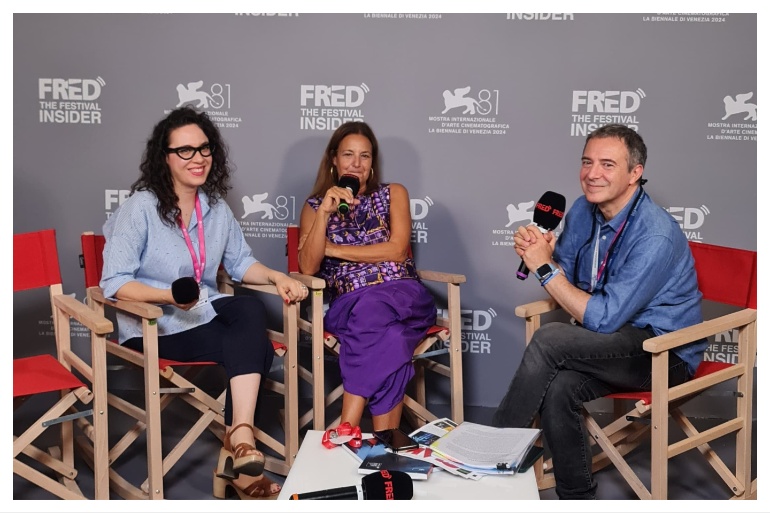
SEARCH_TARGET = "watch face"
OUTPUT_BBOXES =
[536,264,552,279]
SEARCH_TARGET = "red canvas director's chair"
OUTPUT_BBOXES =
[14,229,112,499]
[515,241,757,499]
[285,225,466,431]
[77,231,300,499]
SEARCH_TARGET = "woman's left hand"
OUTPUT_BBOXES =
[274,273,309,304]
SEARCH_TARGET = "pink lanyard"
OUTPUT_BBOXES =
[178,194,206,284]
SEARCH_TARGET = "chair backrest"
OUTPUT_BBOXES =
[80,232,106,288]
[285,225,414,274]
[14,229,62,292]
[287,225,299,273]
[690,241,756,309]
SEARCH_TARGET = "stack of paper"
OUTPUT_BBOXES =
[431,421,540,472]
[398,418,541,479]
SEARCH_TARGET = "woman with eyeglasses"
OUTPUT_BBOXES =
[100,106,307,499]
[298,121,437,442]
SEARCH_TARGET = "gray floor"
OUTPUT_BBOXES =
[14,380,757,501]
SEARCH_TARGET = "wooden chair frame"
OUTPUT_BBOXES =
[286,225,466,431]
[216,270,300,476]
[77,232,300,499]
[515,242,757,499]
[14,229,113,500]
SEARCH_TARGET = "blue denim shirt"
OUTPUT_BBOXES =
[554,191,705,375]
[100,190,257,343]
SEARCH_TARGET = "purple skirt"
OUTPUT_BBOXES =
[324,279,437,416]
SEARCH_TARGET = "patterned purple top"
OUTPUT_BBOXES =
[307,183,419,302]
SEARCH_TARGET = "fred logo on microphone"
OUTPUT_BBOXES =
[536,202,564,219]
[38,77,104,124]
[379,470,395,499]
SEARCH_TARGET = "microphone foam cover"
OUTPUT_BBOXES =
[172,276,199,304]
[361,470,413,500]
[338,174,360,196]
[532,191,567,231]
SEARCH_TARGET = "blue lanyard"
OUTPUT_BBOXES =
[590,187,645,292]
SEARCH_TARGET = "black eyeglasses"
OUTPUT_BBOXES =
[166,142,214,160]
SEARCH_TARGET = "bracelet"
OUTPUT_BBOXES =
[541,268,561,287]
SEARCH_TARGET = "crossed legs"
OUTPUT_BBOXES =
[126,295,279,495]
[492,322,689,499]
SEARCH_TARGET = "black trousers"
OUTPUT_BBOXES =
[124,295,274,425]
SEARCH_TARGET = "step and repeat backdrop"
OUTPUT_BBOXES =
[13,13,756,409]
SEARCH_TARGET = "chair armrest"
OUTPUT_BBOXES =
[218,272,279,296]
[88,286,164,319]
[417,269,466,284]
[219,270,325,295]
[53,294,113,334]
[643,309,757,354]
[515,298,560,318]
[289,272,326,290]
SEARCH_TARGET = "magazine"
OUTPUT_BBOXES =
[396,444,485,480]
[401,418,541,476]
[430,421,541,472]
[408,417,458,446]
[400,418,487,479]
[340,436,434,480]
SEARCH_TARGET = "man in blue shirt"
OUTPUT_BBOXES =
[492,124,704,499]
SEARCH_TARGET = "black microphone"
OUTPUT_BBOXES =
[516,191,566,280]
[171,276,199,304]
[337,174,360,214]
[289,469,413,500]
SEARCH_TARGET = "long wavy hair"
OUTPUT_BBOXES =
[131,107,232,226]
[307,121,382,199]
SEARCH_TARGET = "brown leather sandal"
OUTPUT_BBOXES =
[213,448,279,500]
[223,423,265,476]
[212,473,280,500]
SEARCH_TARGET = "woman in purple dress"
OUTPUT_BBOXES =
[298,121,436,433]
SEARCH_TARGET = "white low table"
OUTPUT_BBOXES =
[278,430,540,500]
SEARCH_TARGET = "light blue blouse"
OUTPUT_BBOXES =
[100,189,257,343]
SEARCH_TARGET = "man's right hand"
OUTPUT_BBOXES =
[513,225,556,264]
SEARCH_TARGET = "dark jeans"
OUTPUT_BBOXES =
[124,295,274,425]
[492,322,690,499]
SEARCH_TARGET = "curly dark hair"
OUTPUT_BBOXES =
[131,107,232,226]
[307,121,382,200]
